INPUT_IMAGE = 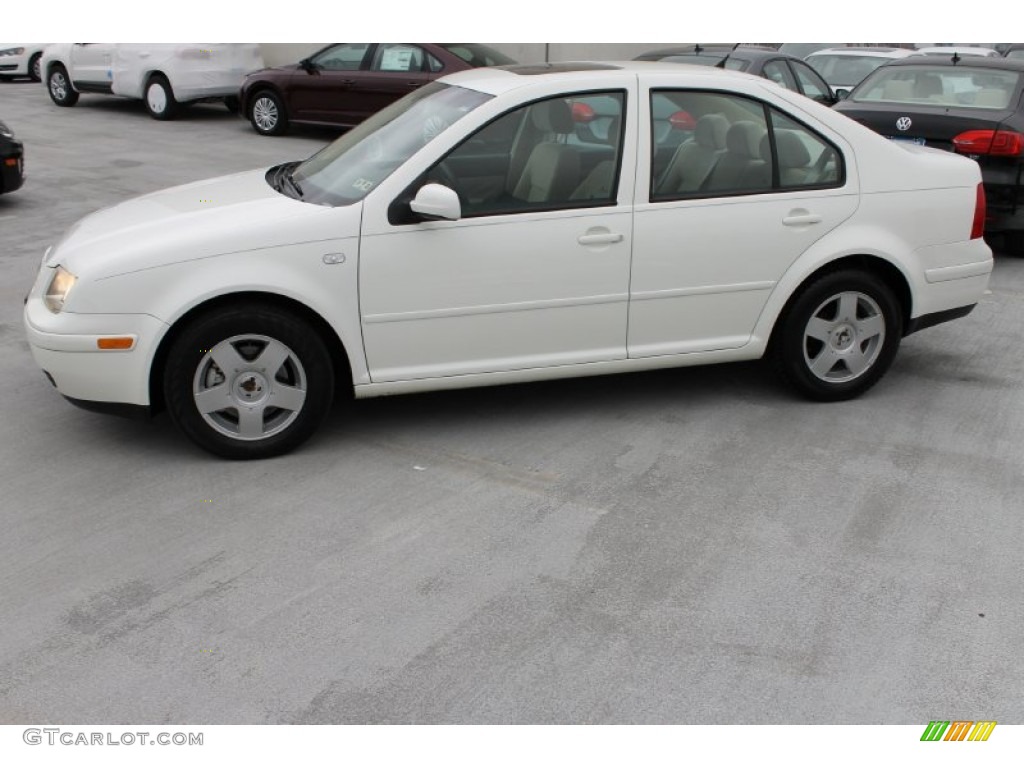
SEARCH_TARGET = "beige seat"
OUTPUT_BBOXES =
[570,117,621,202]
[705,121,770,193]
[511,100,581,204]
[655,113,729,195]
[763,129,811,187]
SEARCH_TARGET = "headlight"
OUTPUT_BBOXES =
[44,266,77,313]
[0,47,25,57]
[0,120,14,140]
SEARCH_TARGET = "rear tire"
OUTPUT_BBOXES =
[47,64,79,107]
[771,269,902,401]
[163,305,335,459]
[144,74,179,120]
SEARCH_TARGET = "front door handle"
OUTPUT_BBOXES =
[578,232,624,246]
[406,81,423,88]
[782,212,823,227]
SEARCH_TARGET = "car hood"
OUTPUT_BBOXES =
[48,168,358,279]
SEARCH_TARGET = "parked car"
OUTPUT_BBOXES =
[42,44,263,119]
[805,47,913,96]
[239,43,516,136]
[0,119,24,194]
[1003,45,1024,61]
[635,45,836,105]
[24,62,992,458]
[0,44,49,82]
[835,55,1024,251]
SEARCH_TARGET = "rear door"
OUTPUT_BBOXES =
[630,79,860,357]
[346,44,439,124]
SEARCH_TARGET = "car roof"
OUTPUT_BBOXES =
[635,46,788,63]
[808,47,912,57]
[440,60,767,96]
[881,55,1024,71]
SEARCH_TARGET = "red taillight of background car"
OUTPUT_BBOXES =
[953,129,1024,156]
[669,110,696,131]
[571,102,595,123]
[971,183,986,240]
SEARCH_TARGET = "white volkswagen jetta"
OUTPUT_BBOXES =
[24,62,993,459]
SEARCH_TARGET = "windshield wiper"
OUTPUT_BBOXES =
[282,164,304,199]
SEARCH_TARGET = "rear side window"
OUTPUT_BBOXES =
[852,65,1021,109]
[650,90,843,202]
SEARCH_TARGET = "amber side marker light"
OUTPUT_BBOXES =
[97,337,134,350]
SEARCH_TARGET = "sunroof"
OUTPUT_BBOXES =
[496,63,623,76]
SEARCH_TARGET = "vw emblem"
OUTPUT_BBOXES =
[896,116,912,132]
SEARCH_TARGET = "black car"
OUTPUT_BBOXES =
[635,45,836,105]
[835,55,1024,251]
[0,119,23,195]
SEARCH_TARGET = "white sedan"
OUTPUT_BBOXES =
[24,62,993,459]
[0,43,49,81]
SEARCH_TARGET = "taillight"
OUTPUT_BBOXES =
[971,183,986,240]
[952,129,1024,156]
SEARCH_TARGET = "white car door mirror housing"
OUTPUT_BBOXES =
[409,183,461,221]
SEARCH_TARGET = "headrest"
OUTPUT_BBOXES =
[762,129,811,167]
[726,121,766,158]
[695,113,729,149]
[530,100,574,133]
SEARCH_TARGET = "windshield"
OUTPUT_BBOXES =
[850,65,1021,109]
[440,43,515,67]
[778,43,841,59]
[805,54,889,86]
[291,82,492,206]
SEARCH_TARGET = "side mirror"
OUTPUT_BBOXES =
[410,183,461,221]
[299,58,316,73]
[835,88,850,101]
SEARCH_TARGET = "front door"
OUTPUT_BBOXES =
[288,43,372,125]
[70,43,114,89]
[358,89,635,382]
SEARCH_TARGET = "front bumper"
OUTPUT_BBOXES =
[23,296,169,406]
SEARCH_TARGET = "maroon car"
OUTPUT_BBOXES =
[239,43,515,136]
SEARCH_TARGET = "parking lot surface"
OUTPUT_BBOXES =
[2,81,1023,724]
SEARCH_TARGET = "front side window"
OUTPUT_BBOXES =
[650,90,843,201]
[418,90,626,217]
[312,43,369,71]
[291,82,492,206]
[851,65,1021,109]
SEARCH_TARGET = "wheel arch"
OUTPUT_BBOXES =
[44,59,77,91]
[765,253,913,353]
[148,291,354,413]
[243,82,287,115]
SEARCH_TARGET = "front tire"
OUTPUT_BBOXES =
[163,305,335,459]
[248,90,289,136]
[47,64,79,107]
[144,74,180,120]
[772,269,902,401]
[29,53,42,82]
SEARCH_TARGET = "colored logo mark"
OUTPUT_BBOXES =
[921,721,996,741]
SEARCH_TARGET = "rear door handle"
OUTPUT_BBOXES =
[578,233,624,245]
[782,213,823,226]
[406,81,423,88]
